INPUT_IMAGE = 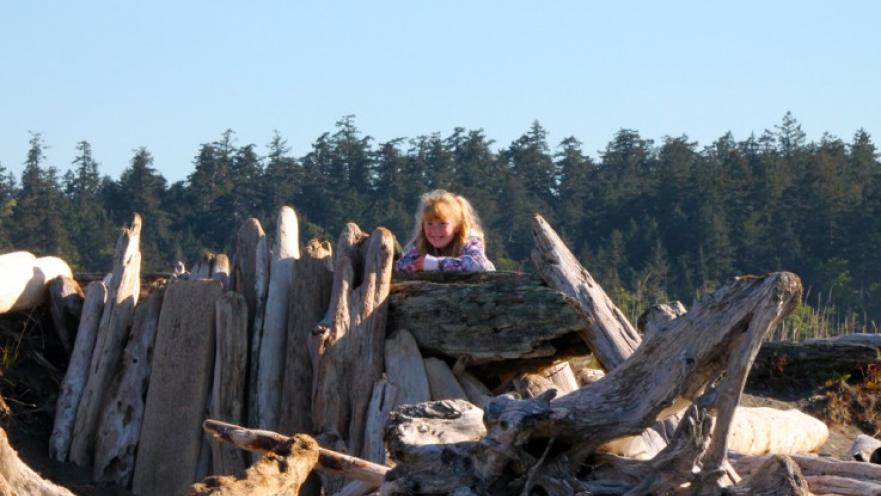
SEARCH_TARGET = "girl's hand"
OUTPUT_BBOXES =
[414,255,425,271]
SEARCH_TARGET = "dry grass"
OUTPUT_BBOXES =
[819,364,881,436]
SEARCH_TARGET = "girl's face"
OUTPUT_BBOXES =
[423,216,457,250]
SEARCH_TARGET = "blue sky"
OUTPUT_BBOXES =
[2,1,879,183]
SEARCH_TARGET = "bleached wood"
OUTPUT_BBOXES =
[849,434,881,462]
[132,279,224,496]
[210,291,249,476]
[0,252,74,314]
[363,379,398,464]
[92,282,165,486]
[249,234,270,429]
[530,214,641,370]
[383,329,430,407]
[278,239,333,438]
[424,357,468,401]
[311,224,395,459]
[384,399,486,465]
[49,281,106,462]
[0,427,75,496]
[211,254,230,288]
[202,419,390,486]
[47,276,83,354]
[232,218,267,429]
[458,372,492,408]
[727,406,828,456]
[637,301,686,341]
[69,213,142,466]
[541,361,578,395]
[256,206,300,430]
[189,434,319,496]
[731,453,881,495]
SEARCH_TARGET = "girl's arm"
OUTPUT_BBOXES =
[394,243,422,272]
[424,235,496,272]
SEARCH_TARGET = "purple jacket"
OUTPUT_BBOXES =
[395,232,496,272]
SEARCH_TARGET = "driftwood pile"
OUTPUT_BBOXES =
[0,206,875,495]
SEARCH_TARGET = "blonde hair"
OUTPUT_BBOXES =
[411,189,484,256]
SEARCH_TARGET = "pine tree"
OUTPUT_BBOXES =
[65,141,113,270]
[117,147,171,270]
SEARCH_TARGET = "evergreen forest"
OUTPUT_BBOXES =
[2,113,879,337]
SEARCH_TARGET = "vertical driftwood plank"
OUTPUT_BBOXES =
[92,282,166,486]
[249,235,270,429]
[458,372,492,408]
[70,213,142,466]
[530,214,641,370]
[256,206,300,430]
[363,379,398,464]
[48,276,84,355]
[210,291,249,476]
[131,279,223,496]
[384,329,430,407]
[542,361,579,395]
[278,239,333,436]
[49,281,107,462]
[424,358,468,401]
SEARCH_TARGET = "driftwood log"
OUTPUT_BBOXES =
[750,339,881,382]
[727,406,828,456]
[92,282,166,486]
[381,271,802,494]
[530,215,641,370]
[132,279,224,495]
[849,434,881,463]
[49,281,107,461]
[731,452,881,495]
[210,291,249,476]
[311,224,395,459]
[189,434,319,496]
[0,427,75,496]
[384,329,430,406]
[278,239,334,436]
[0,251,73,315]
[70,213,142,466]
[256,206,299,430]
[389,272,592,364]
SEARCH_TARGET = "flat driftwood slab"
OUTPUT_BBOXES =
[389,271,592,364]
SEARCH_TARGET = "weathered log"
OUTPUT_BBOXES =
[202,419,390,486]
[383,329,430,407]
[424,357,468,401]
[132,279,224,496]
[256,206,299,430]
[278,239,333,438]
[637,301,686,341]
[725,455,810,495]
[363,379,398,464]
[312,224,395,459]
[849,434,881,462]
[232,218,267,430]
[47,276,84,354]
[727,406,828,456]
[0,251,74,314]
[188,434,319,496]
[541,361,578,395]
[750,340,881,382]
[70,213,142,466]
[384,399,486,465]
[382,273,801,494]
[0,427,75,496]
[513,373,557,399]
[212,254,230,288]
[458,372,492,408]
[731,452,881,495]
[49,281,106,462]
[249,234,270,431]
[530,215,641,370]
[389,272,592,364]
[210,291,249,476]
[92,282,166,486]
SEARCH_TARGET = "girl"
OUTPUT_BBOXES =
[395,189,496,272]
